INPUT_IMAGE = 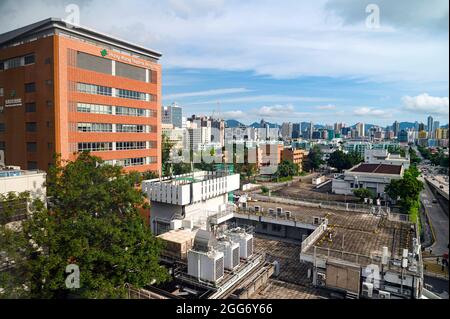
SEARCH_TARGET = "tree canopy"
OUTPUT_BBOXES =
[385,166,424,214]
[327,150,362,172]
[303,146,324,172]
[1,153,170,299]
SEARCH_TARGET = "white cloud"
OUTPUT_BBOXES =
[222,110,246,119]
[353,107,392,118]
[0,0,447,82]
[164,88,250,100]
[402,93,449,115]
[316,104,336,110]
[185,95,336,105]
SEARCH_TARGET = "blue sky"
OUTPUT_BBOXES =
[1,0,448,126]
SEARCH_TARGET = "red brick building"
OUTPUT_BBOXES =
[0,18,162,174]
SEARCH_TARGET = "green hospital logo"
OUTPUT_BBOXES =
[100,49,108,57]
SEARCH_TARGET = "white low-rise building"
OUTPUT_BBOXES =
[332,163,404,199]
[142,171,240,235]
[0,167,46,201]
[364,149,410,169]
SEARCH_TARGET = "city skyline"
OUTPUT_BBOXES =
[0,0,448,126]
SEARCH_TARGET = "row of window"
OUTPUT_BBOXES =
[76,103,154,117]
[76,82,155,102]
[77,141,151,152]
[0,54,35,71]
[76,123,156,133]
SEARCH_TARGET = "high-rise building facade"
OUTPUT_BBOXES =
[162,103,182,128]
[0,18,162,173]
[427,116,434,137]
[355,122,365,137]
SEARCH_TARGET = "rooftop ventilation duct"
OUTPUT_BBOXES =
[193,229,217,252]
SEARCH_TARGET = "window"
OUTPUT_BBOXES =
[116,157,145,167]
[0,61,4,71]
[0,142,5,151]
[0,87,3,97]
[272,224,282,232]
[26,142,37,152]
[77,103,112,115]
[25,82,36,93]
[0,123,5,132]
[8,57,22,69]
[116,141,146,150]
[24,54,35,65]
[115,61,146,82]
[77,123,113,133]
[149,141,157,149]
[26,122,37,132]
[115,106,146,117]
[27,161,38,170]
[116,88,146,101]
[77,83,112,96]
[78,142,113,152]
[25,103,36,112]
[116,124,144,133]
[76,52,112,74]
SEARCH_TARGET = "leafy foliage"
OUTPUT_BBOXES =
[275,160,299,178]
[385,166,424,214]
[1,153,170,299]
[327,150,362,172]
[353,188,375,201]
[303,146,324,172]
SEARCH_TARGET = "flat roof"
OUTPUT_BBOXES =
[349,163,402,175]
[244,199,415,266]
[0,18,162,60]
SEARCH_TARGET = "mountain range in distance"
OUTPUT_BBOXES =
[224,120,442,130]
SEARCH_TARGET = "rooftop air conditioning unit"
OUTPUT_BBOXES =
[268,209,275,217]
[285,211,292,219]
[276,207,283,214]
[187,249,224,283]
[254,206,261,213]
[228,231,253,260]
[241,202,247,209]
[362,282,374,298]
[217,240,240,270]
[378,291,391,299]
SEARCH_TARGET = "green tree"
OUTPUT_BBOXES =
[1,153,170,299]
[276,160,299,179]
[303,146,324,172]
[385,166,424,214]
[353,188,375,202]
[161,134,175,176]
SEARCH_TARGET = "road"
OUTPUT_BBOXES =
[424,275,449,299]
[420,178,449,256]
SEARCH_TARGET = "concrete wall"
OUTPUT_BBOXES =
[0,172,46,201]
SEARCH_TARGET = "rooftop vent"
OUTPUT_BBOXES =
[193,229,217,252]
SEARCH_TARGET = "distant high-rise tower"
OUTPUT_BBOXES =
[355,122,365,137]
[427,116,434,137]
[392,121,400,138]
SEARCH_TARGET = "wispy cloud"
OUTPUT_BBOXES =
[353,107,393,118]
[316,104,336,110]
[164,87,251,100]
[185,95,337,105]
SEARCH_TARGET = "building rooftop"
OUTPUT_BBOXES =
[349,163,403,175]
[0,18,162,60]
